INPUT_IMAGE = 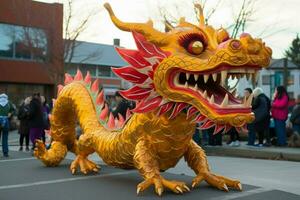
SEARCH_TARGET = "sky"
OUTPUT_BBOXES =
[37,0,300,58]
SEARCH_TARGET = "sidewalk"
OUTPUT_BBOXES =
[203,142,300,162]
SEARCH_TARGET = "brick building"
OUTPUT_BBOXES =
[0,0,63,104]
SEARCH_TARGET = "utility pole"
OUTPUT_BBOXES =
[283,57,288,88]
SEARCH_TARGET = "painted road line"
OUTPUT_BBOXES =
[210,187,272,200]
[0,157,35,163]
[0,171,135,190]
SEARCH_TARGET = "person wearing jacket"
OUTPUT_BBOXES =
[28,93,45,150]
[243,88,256,146]
[290,94,300,134]
[112,91,134,119]
[271,86,289,146]
[0,93,15,157]
[17,97,31,151]
[252,88,271,147]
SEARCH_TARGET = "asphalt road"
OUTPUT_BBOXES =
[0,149,300,200]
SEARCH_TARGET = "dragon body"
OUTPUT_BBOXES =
[34,3,272,196]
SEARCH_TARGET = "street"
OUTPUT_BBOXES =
[0,143,299,200]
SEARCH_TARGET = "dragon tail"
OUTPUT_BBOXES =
[34,70,130,166]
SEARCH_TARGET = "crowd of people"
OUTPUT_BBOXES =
[0,93,51,157]
[197,85,300,148]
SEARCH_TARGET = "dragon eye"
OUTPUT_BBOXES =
[187,41,204,55]
[179,33,207,56]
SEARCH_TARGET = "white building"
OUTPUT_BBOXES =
[237,59,300,99]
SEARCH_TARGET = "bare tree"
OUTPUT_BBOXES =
[62,0,99,68]
[157,0,258,38]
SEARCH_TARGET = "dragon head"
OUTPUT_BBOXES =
[104,3,272,133]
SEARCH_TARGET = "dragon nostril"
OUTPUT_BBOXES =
[230,40,241,50]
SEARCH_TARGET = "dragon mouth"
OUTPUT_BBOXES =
[169,65,260,114]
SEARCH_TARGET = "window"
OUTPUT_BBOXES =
[98,66,111,77]
[79,65,96,77]
[287,74,294,85]
[262,75,270,85]
[0,25,14,57]
[0,23,48,62]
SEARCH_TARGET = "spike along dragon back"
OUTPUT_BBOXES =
[34,3,272,196]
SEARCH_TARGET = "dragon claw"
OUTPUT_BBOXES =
[222,184,229,192]
[193,172,241,192]
[157,188,163,196]
[70,155,100,175]
[176,186,183,194]
[136,187,141,195]
[184,185,190,192]
[136,177,189,196]
[237,183,242,191]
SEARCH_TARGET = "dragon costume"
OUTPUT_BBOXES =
[34,3,272,196]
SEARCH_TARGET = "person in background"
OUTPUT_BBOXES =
[252,88,271,147]
[41,96,50,143]
[207,127,222,146]
[28,93,45,150]
[271,86,289,146]
[17,97,31,151]
[112,91,133,119]
[290,95,300,134]
[243,88,255,146]
[0,93,15,157]
[228,128,240,147]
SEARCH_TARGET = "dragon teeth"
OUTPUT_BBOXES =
[184,82,188,88]
[209,95,215,104]
[194,84,198,90]
[186,73,190,80]
[203,90,208,98]
[204,75,209,83]
[221,71,227,86]
[212,73,217,82]
[220,94,229,107]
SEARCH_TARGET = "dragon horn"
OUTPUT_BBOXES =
[104,3,166,43]
[194,4,205,27]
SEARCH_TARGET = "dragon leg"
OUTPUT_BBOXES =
[134,139,190,196]
[70,133,100,174]
[34,140,68,167]
[184,141,242,191]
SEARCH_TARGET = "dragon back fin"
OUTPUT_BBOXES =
[56,69,132,131]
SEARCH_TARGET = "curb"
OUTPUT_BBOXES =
[203,146,300,162]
